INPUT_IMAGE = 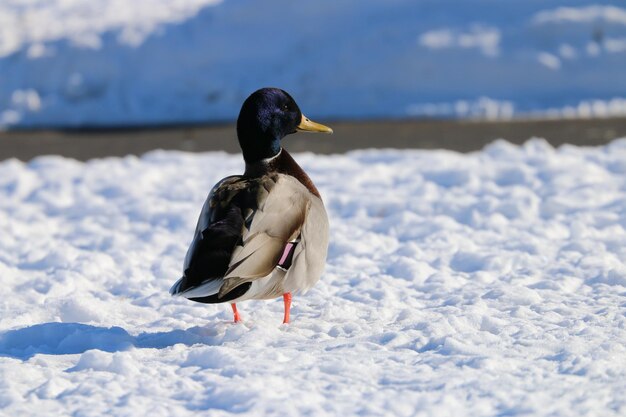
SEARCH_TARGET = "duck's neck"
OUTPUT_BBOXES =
[239,132,282,163]
[244,149,321,198]
[244,148,283,177]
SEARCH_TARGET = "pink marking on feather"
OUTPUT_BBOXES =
[278,242,294,266]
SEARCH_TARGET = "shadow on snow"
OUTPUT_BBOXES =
[0,322,212,360]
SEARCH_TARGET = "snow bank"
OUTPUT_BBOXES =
[1,140,625,415]
[0,0,222,57]
[1,1,626,128]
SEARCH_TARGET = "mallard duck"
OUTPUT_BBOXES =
[170,88,332,324]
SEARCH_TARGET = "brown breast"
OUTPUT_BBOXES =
[271,149,321,198]
[244,149,321,199]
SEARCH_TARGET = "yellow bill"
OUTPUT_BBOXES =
[297,114,333,134]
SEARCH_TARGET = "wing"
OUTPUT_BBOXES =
[217,175,310,297]
[281,194,329,294]
[170,175,248,296]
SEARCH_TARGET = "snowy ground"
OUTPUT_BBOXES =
[2,1,626,128]
[0,139,625,416]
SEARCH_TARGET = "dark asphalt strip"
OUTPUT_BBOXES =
[2,117,626,161]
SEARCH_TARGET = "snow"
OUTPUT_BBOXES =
[0,0,222,55]
[1,139,626,416]
[532,5,626,25]
[2,1,626,128]
[419,26,502,57]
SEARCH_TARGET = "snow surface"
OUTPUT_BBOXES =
[1,139,626,416]
[2,0,626,128]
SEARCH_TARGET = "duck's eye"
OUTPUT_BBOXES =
[282,104,289,111]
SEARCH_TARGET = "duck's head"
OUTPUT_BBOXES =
[236,88,333,163]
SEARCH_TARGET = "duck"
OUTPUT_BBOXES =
[169,87,332,324]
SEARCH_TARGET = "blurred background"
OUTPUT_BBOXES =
[1,0,626,159]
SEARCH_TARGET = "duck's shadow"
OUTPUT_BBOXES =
[0,322,221,360]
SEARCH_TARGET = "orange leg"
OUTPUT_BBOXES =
[282,292,292,324]
[231,303,242,323]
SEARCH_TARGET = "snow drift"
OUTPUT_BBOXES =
[0,140,625,415]
[1,0,626,128]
